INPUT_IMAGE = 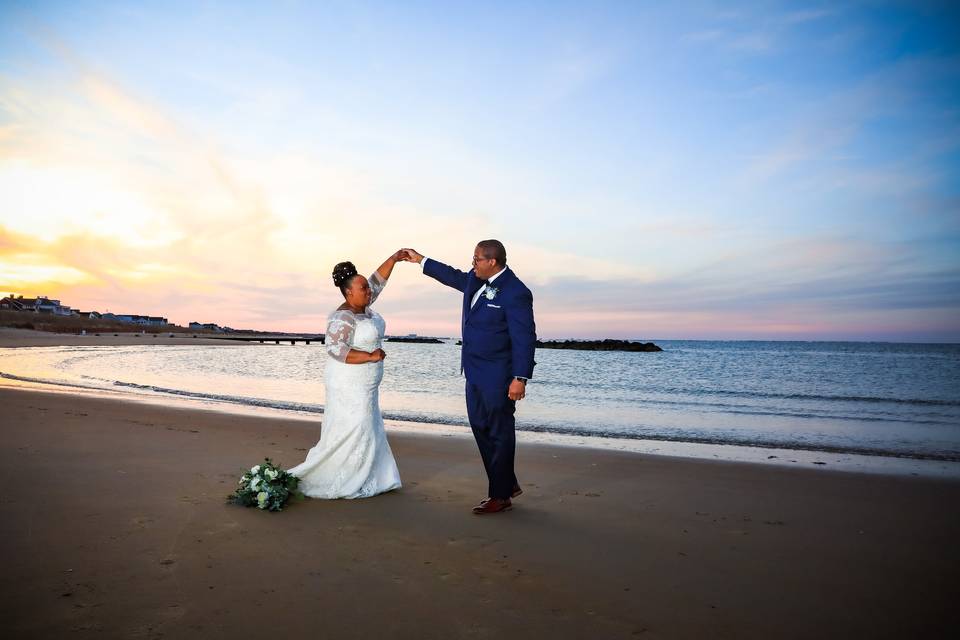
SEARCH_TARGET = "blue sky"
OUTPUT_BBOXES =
[1,1,958,340]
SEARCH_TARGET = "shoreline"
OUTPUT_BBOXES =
[2,327,958,479]
[2,373,958,479]
[1,386,957,638]
[4,326,957,346]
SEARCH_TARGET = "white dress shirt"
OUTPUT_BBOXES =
[470,265,506,308]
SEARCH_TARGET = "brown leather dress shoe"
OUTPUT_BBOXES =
[511,485,523,498]
[472,498,512,514]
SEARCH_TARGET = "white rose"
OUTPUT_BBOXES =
[250,465,261,474]
[250,477,260,490]
[256,491,268,508]
[265,468,278,480]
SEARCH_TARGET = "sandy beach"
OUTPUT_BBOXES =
[4,1,958,636]
[1,382,957,639]
[0,327,243,348]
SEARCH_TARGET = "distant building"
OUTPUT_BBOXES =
[36,297,61,314]
[2,294,164,326]
[103,314,168,326]
[1,295,64,314]
[0,296,26,311]
[189,322,224,332]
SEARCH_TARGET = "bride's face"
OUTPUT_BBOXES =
[344,275,371,306]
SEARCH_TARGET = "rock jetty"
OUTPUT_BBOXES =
[386,336,444,344]
[535,339,662,352]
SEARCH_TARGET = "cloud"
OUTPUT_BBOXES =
[0,226,33,254]
[523,40,622,112]
[680,4,835,55]
[0,29,321,320]
[1,7,957,341]
[781,8,835,25]
[733,50,960,204]
[525,233,960,338]
[675,10,841,60]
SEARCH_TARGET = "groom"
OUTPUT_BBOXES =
[402,241,536,514]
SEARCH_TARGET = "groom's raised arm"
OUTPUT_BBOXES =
[404,249,470,293]
[424,258,472,293]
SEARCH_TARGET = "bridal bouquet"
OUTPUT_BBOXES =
[228,458,302,512]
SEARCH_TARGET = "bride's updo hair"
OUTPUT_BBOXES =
[332,261,359,295]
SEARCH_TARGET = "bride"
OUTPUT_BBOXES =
[288,251,406,498]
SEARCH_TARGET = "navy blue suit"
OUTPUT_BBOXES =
[423,258,537,499]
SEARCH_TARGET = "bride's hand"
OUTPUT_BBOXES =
[368,348,386,362]
[400,248,423,264]
[391,249,409,262]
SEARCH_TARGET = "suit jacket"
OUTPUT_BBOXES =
[423,258,536,388]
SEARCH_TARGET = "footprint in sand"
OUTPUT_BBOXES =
[447,535,500,550]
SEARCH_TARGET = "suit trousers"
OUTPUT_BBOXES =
[465,380,518,499]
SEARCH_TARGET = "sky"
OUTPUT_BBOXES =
[1,0,958,341]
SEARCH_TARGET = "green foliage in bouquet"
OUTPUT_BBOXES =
[228,458,303,511]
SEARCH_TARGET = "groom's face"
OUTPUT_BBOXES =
[472,246,498,279]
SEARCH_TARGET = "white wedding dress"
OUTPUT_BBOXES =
[288,272,402,499]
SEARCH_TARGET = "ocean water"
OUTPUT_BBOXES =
[2,340,959,462]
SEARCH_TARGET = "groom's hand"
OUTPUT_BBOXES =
[508,379,526,402]
[401,248,423,264]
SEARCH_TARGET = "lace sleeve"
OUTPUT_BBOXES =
[368,271,387,305]
[325,310,357,362]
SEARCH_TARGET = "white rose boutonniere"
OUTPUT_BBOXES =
[484,286,499,300]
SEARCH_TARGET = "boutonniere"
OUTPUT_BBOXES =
[484,286,499,300]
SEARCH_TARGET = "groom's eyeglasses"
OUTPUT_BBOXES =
[471,255,493,265]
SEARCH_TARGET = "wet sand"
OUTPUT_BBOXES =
[1,386,957,638]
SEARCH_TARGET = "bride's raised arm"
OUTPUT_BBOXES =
[368,250,407,306]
